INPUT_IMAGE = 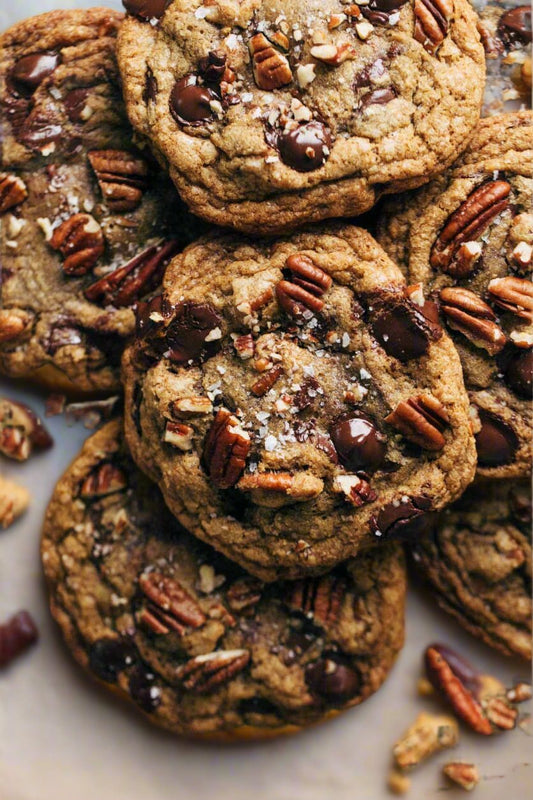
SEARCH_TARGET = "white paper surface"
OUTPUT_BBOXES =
[0,3,531,799]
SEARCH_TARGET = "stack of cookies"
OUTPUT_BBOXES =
[0,0,530,742]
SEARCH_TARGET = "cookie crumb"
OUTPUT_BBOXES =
[387,769,410,795]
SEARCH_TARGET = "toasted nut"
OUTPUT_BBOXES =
[50,213,104,276]
[80,463,127,498]
[234,333,255,360]
[414,0,454,53]
[487,277,533,322]
[385,394,449,451]
[237,471,324,507]
[310,43,355,65]
[88,149,149,212]
[170,396,213,416]
[333,474,377,506]
[0,174,27,214]
[0,399,53,461]
[289,573,347,627]
[417,677,435,696]
[226,576,263,615]
[512,241,532,269]
[251,364,284,396]
[249,32,292,90]
[482,694,518,731]
[203,409,250,489]
[163,421,194,451]
[506,682,532,704]
[443,762,479,791]
[0,475,30,529]
[138,572,205,635]
[393,712,459,769]
[0,309,31,342]
[440,287,506,355]
[276,281,325,318]
[286,253,332,295]
[176,649,250,692]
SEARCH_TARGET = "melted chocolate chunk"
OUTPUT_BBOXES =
[370,292,442,362]
[504,349,532,399]
[353,58,386,90]
[43,322,82,355]
[475,409,518,467]
[9,53,59,97]
[122,0,170,20]
[64,88,90,123]
[360,87,396,110]
[370,497,433,539]
[165,302,223,364]
[198,50,227,83]
[143,67,158,105]
[277,122,332,172]
[88,637,136,683]
[497,6,532,46]
[361,0,407,24]
[305,656,360,703]
[169,77,217,125]
[330,413,387,473]
[128,664,161,712]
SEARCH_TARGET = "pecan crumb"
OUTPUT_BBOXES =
[443,762,479,791]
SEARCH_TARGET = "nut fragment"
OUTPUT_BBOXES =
[163,421,194,451]
[237,471,324,507]
[440,287,506,355]
[488,277,533,322]
[170,396,213,416]
[333,474,377,506]
[251,364,284,397]
[226,577,263,615]
[443,762,479,791]
[234,333,255,360]
[138,572,206,635]
[310,42,355,65]
[0,475,30,529]
[431,181,511,276]
[88,150,149,212]
[80,463,128,498]
[393,711,459,768]
[175,648,250,692]
[506,682,532,704]
[0,399,53,461]
[249,32,292,90]
[0,174,27,214]
[203,409,250,489]
[414,0,454,54]
[482,694,518,731]
[289,573,347,627]
[50,213,104,276]
[0,610,38,668]
[0,309,31,342]
[385,394,449,451]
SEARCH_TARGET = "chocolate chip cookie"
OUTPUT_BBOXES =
[42,419,407,739]
[412,479,532,660]
[377,111,532,479]
[117,0,485,235]
[122,224,476,581]
[0,9,201,395]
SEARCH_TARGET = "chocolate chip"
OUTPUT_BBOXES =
[497,6,532,46]
[330,413,387,473]
[353,58,386,90]
[504,349,532,399]
[128,664,161,712]
[88,637,136,683]
[305,657,360,703]
[64,88,90,123]
[370,293,441,362]
[360,87,396,110]
[169,77,217,126]
[198,50,227,83]
[10,53,59,97]
[0,610,38,668]
[277,122,332,172]
[475,409,518,467]
[166,302,223,364]
[122,0,170,20]
[143,67,158,105]
[370,497,433,539]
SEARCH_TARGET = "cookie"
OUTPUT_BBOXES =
[377,111,532,479]
[411,479,532,660]
[122,224,476,581]
[116,0,485,235]
[0,9,201,395]
[476,3,531,114]
[42,419,407,739]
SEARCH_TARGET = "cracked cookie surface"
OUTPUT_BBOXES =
[411,479,532,660]
[117,0,485,234]
[42,419,406,739]
[122,224,476,580]
[377,111,532,479]
[0,9,202,395]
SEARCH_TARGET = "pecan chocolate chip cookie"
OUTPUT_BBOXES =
[42,420,407,739]
[377,112,532,479]
[122,224,476,581]
[0,9,202,395]
[116,0,485,235]
[412,479,532,660]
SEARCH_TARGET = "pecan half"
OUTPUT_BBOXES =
[488,277,533,322]
[333,474,377,506]
[237,471,324,507]
[440,287,506,355]
[203,409,250,489]
[285,253,332,296]
[163,421,194,451]
[138,572,205,635]
[226,577,263,615]
[80,463,128,498]
[276,281,326,318]
[249,32,292,90]
[0,399,53,461]
[251,364,284,397]
[414,0,454,53]
[84,240,180,308]
[88,150,149,212]
[175,649,250,692]
[0,174,27,214]
[289,574,347,627]
[431,181,511,276]
[50,213,104,276]
[385,394,449,451]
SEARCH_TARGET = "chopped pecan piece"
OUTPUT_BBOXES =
[80,463,128,498]
[440,287,506,355]
[169,396,213,416]
[0,610,38,668]
[0,399,53,461]
[443,762,479,791]
[0,475,30,529]
[385,394,449,451]
[483,694,518,731]
[84,240,180,308]
[333,474,377,506]
[488,277,533,322]
[138,572,205,635]
[0,309,31,342]
[289,573,347,627]
[249,32,292,90]
[88,150,149,212]
[414,0,454,53]
[431,181,511,276]
[226,577,263,615]
[50,213,104,276]
[251,364,284,397]
[0,174,27,214]
[203,409,250,489]
[176,649,250,693]
[163,421,194,451]
[233,333,255,360]
[237,471,324,507]
[393,712,459,768]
